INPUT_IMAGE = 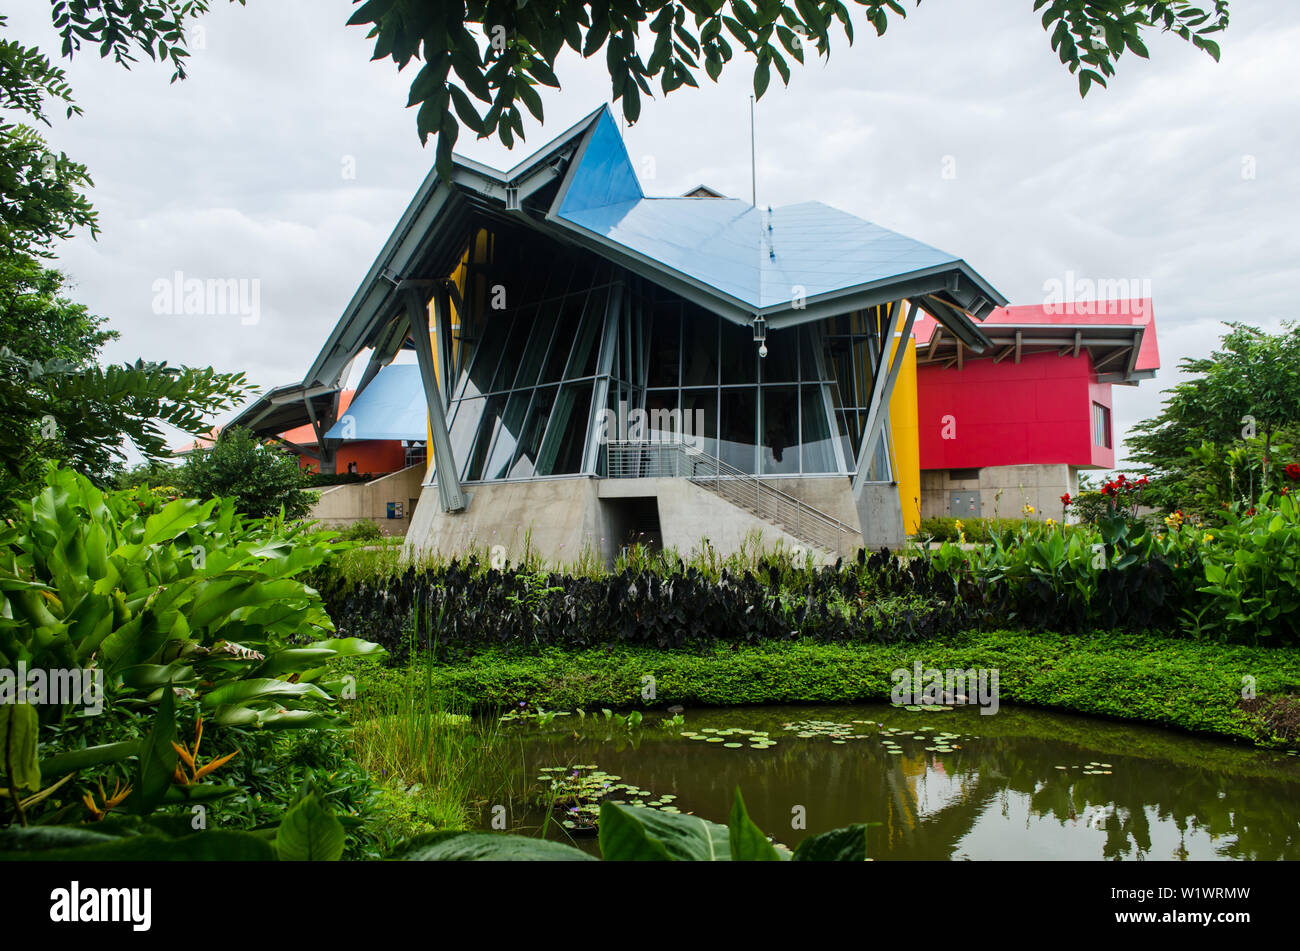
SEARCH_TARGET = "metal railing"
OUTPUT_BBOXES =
[604,440,858,557]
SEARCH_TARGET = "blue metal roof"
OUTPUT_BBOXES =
[550,108,972,312]
[324,364,426,441]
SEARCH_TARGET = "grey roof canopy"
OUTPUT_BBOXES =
[228,105,1005,437]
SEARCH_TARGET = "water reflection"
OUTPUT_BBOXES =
[477,704,1300,860]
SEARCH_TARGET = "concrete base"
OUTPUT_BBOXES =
[404,475,864,566]
[308,465,426,536]
[919,463,1081,523]
[854,483,906,551]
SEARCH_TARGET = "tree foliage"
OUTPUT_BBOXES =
[0,8,251,508]
[1128,322,1300,512]
[345,0,1230,173]
[177,426,315,520]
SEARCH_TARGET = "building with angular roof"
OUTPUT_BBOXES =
[230,105,1158,560]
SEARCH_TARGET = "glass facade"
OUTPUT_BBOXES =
[436,224,895,483]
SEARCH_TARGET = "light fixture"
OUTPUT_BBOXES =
[752,315,768,359]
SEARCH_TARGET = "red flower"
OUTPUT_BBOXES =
[1286,463,1300,480]
[1245,507,1256,517]
[1060,493,1072,506]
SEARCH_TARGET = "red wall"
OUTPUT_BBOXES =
[917,350,1114,470]
[298,440,408,476]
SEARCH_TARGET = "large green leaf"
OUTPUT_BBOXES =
[40,739,138,775]
[0,827,275,861]
[200,678,330,708]
[274,792,345,861]
[390,830,595,861]
[728,788,783,861]
[791,823,872,861]
[598,801,731,861]
[141,498,212,546]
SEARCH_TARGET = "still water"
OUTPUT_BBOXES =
[476,703,1300,860]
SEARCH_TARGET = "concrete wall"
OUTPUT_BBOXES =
[404,474,864,566]
[855,482,906,551]
[919,463,1080,523]
[308,465,426,536]
[405,477,616,563]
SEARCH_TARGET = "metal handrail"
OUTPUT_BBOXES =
[604,440,857,556]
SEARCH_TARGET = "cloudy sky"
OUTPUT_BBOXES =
[11,1,1299,468]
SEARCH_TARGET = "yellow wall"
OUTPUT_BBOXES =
[887,333,921,535]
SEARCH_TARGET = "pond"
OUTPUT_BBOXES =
[474,703,1300,860]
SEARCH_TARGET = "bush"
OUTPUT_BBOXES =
[177,425,314,520]
[337,519,385,542]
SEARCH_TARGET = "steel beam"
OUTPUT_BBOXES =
[404,288,466,512]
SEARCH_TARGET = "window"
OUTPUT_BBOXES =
[1093,402,1112,449]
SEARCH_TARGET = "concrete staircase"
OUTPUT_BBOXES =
[605,441,858,557]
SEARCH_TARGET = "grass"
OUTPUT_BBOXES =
[344,650,513,844]
[337,629,1300,749]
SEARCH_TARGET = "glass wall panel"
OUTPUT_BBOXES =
[491,311,532,393]
[799,326,821,380]
[566,287,606,379]
[540,293,586,384]
[457,311,512,400]
[679,388,717,457]
[509,385,557,479]
[719,387,757,471]
[647,305,680,387]
[759,329,798,383]
[482,389,531,481]
[761,386,799,474]
[720,321,756,384]
[465,394,506,481]
[681,317,718,386]
[801,385,838,473]
[538,380,594,475]
[511,309,557,390]
[644,389,680,443]
[448,397,484,473]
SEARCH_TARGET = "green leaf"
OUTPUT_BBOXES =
[275,792,345,861]
[0,702,41,792]
[728,788,782,860]
[200,678,330,708]
[141,498,210,546]
[133,682,177,815]
[0,827,275,861]
[792,823,872,861]
[599,800,731,861]
[390,830,596,861]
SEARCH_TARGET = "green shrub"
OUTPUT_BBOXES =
[337,519,385,542]
[177,425,314,520]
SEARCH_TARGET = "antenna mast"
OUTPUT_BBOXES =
[749,95,757,206]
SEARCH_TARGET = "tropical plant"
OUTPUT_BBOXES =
[0,466,383,830]
[1195,490,1300,643]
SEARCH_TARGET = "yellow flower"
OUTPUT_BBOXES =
[82,778,132,821]
[1045,518,1056,526]
[1203,533,1214,543]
